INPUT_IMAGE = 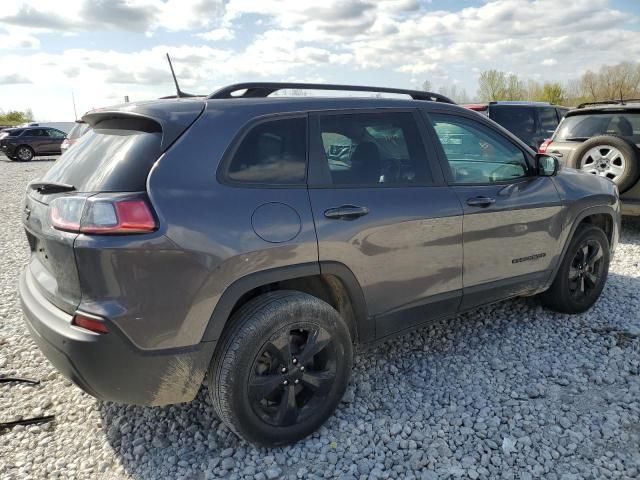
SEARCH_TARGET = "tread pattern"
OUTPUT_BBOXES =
[208,290,352,446]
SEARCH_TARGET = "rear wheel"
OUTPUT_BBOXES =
[208,291,353,446]
[539,225,610,314]
[16,145,34,161]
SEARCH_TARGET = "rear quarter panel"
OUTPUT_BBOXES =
[89,103,319,350]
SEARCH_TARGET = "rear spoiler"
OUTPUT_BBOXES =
[83,99,205,151]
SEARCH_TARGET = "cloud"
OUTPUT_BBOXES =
[0,0,639,121]
[0,0,225,34]
[0,74,32,84]
[79,0,157,32]
[195,27,234,41]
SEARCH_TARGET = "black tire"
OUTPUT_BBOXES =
[208,290,353,447]
[574,135,639,193]
[539,225,610,314]
[15,145,34,162]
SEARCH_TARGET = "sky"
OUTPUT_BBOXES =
[0,0,639,121]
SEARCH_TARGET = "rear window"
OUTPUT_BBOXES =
[554,112,640,142]
[41,118,162,192]
[224,116,307,185]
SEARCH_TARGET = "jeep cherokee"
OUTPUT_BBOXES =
[19,82,620,446]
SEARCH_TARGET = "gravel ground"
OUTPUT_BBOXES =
[1,156,639,480]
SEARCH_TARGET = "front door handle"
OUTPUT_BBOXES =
[466,196,496,207]
[324,205,370,220]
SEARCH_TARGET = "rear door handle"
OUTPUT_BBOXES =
[466,196,496,207]
[324,205,370,220]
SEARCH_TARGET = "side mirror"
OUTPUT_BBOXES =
[536,154,559,177]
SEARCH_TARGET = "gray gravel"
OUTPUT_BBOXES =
[1,156,639,480]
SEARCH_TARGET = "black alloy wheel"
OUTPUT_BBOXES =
[249,326,337,427]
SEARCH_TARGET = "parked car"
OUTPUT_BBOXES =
[539,100,640,216]
[19,82,620,447]
[61,120,90,153]
[0,126,66,161]
[465,101,569,151]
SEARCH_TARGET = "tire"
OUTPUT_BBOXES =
[15,145,34,162]
[208,290,353,447]
[539,225,610,314]
[574,135,639,193]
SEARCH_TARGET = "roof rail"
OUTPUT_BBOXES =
[207,82,455,104]
[577,100,623,109]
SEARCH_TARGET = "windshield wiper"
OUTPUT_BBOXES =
[28,182,76,194]
[564,136,590,142]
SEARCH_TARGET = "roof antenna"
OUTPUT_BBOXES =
[165,53,195,98]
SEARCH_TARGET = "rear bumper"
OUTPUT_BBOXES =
[19,268,216,406]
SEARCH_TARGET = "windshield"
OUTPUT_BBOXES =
[554,112,640,142]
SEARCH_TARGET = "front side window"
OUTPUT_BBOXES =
[48,129,65,138]
[317,112,431,186]
[226,117,307,184]
[431,114,529,184]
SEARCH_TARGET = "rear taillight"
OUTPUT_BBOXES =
[50,194,157,234]
[72,312,109,334]
[538,138,553,154]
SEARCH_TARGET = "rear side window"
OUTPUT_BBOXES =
[226,117,307,185]
[8,129,23,136]
[68,123,89,140]
[554,112,640,141]
[41,118,162,192]
[317,112,431,186]
[490,106,536,143]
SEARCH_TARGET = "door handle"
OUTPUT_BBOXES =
[324,205,370,220]
[466,196,496,207]
[550,150,563,157]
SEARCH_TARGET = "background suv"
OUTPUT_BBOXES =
[465,101,569,151]
[19,83,619,447]
[0,126,66,161]
[539,100,640,216]
[60,120,90,153]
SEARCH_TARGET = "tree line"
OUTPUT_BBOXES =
[0,109,34,127]
[423,61,640,107]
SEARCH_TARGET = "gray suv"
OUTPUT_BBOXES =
[19,83,620,446]
[539,100,640,216]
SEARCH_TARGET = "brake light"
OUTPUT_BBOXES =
[72,313,109,334]
[50,194,157,234]
[539,138,553,154]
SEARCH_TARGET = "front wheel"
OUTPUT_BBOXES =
[208,291,353,446]
[539,225,610,314]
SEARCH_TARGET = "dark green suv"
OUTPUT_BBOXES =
[19,83,620,446]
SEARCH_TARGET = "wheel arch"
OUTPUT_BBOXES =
[546,205,618,289]
[201,261,371,345]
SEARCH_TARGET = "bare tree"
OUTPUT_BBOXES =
[438,83,470,103]
[477,70,506,101]
[421,79,433,92]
